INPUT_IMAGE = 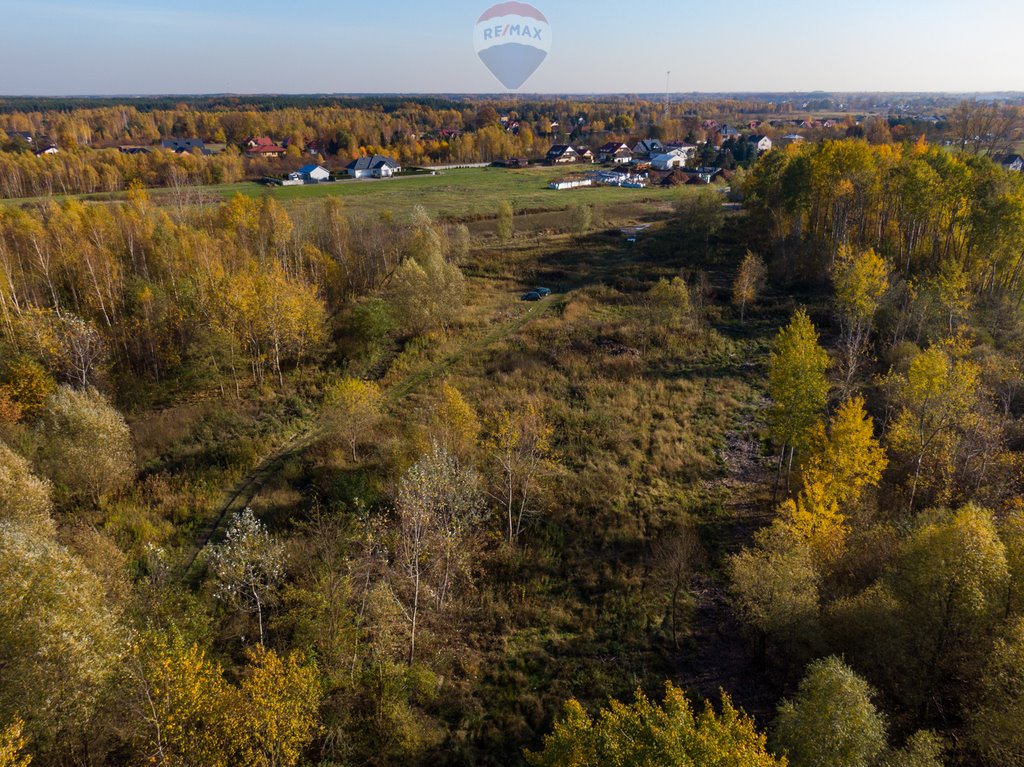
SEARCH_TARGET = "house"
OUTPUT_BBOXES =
[505,157,530,168]
[719,124,741,139]
[345,155,400,179]
[245,136,288,157]
[701,120,720,132]
[633,139,665,157]
[598,142,633,164]
[290,164,331,183]
[997,154,1024,172]
[781,134,806,146]
[546,145,580,164]
[664,142,698,157]
[119,145,151,155]
[575,147,596,163]
[160,138,209,154]
[748,120,764,130]
[7,131,33,145]
[749,135,773,153]
[651,149,692,171]
[34,143,59,156]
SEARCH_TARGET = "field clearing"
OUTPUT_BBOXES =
[1,165,683,222]
[201,166,678,220]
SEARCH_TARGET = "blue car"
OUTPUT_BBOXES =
[521,291,542,301]
[533,287,552,296]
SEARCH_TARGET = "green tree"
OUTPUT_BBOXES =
[37,385,136,504]
[496,200,514,243]
[0,521,123,758]
[386,233,466,337]
[484,401,554,546]
[677,189,725,255]
[773,656,887,767]
[646,276,694,332]
[888,505,1008,711]
[525,682,784,767]
[886,344,980,512]
[970,617,1024,766]
[768,309,830,490]
[730,520,820,649]
[569,203,592,236]
[0,442,53,534]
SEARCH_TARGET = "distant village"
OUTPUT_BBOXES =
[2,105,1022,193]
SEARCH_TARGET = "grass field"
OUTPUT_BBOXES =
[195,166,680,219]
[3,165,683,222]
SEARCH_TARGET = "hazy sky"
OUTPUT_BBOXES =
[1,0,1021,95]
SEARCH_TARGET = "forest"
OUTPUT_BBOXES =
[4,118,1024,767]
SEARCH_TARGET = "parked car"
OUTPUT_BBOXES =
[533,287,552,296]
[521,291,541,301]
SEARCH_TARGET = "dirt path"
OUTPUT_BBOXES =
[181,291,563,580]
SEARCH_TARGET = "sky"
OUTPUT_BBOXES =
[1,0,1022,95]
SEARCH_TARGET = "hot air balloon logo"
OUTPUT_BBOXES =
[473,3,551,90]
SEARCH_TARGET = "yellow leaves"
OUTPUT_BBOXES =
[232,646,322,767]
[324,377,383,461]
[768,309,830,449]
[136,637,321,767]
[425,382,480,460]
[0,716,31,767]
[833,246,889,328]
[647,276,694,329]
[802,396,888,508]
[778,482,847,567]
[525,683,784,767]
[732,251,768,321]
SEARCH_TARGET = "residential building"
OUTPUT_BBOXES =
[598,142,633,164]
[160,138,210,154]
[546,145,580,164]
[245,136,288,157]
[290,164,331,183]
[651,149,692,171]
[632,139,665,157]
[345,155,400,178]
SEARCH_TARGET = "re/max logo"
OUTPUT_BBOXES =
[483,24,544,41]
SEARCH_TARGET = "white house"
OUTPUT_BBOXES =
[346,155,401,179]
[664,142,697,158]
[290,164,330,183]
[598,142,632,164]
[998,154,1024,172]
[749,135,773,153]
[651,149,692,171]
[546,145,580,164]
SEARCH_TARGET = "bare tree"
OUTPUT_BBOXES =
[394,443,483,664]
